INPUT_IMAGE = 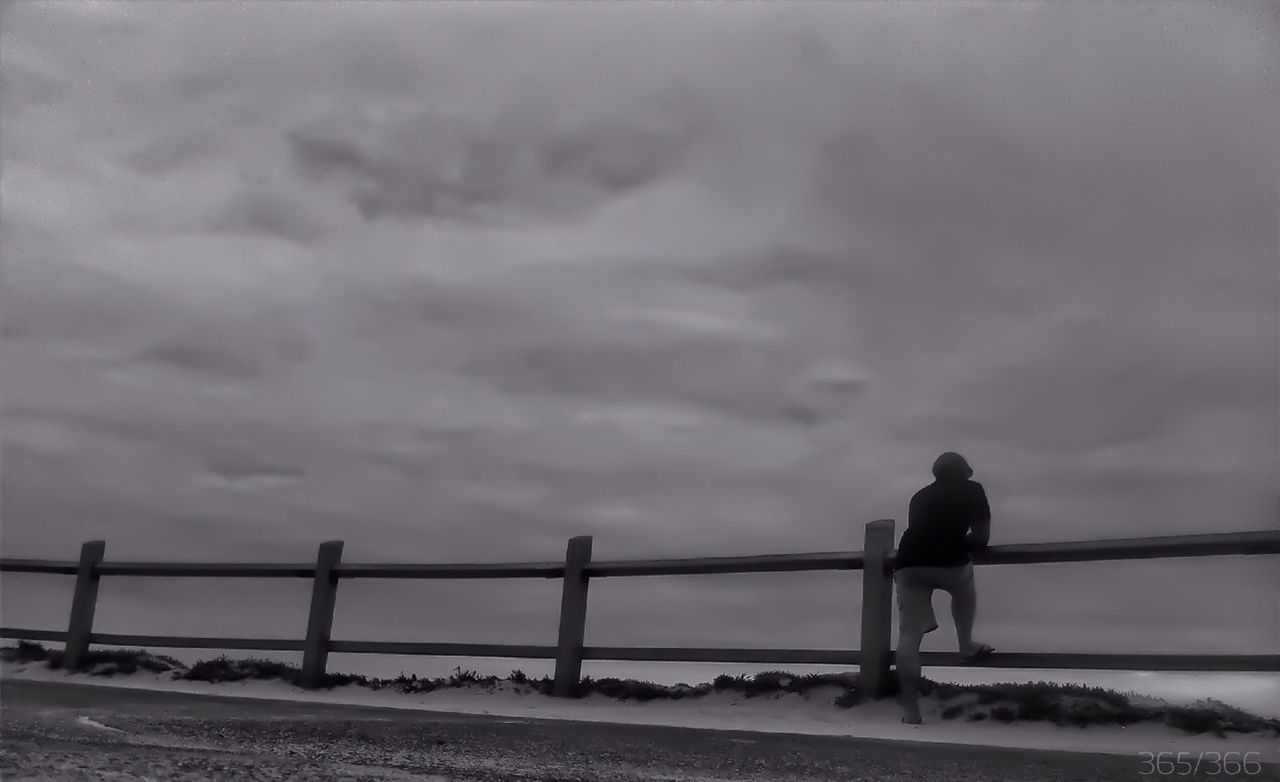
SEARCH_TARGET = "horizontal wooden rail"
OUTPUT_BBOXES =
[0,628,302,651]
[6,625,1274,673]
[581,648,1280,671]
[333,563,565,579]
[1,627,67,642]
[95,563,317,578]
[585,552,865,578]
[583,647,863,665]
[90,634,307,652]
[0,560,79,575]
[967,530,1280,566]
[909,651,1280,673]
[328,641,557,658]
[3,531,1275,580]
[0,560,566,579]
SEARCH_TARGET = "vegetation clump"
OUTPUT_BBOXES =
[4,642,1276,737]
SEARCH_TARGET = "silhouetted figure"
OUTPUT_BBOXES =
[893,451,994,724]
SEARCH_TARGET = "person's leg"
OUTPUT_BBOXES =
[893,568,939,724]
[945,563,987,657]
[896,627,925,724]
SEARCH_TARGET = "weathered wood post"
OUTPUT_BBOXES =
[553,535,593,697]
[300,540,344,689]
[63,540,106,670]
[859,519,896,698]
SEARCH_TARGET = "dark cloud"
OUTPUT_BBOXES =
[536,115,699,195]
[128,322,312,383]
[286,98,702,222]
[131,341,287,384]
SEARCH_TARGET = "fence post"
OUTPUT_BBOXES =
[553,535,593,698]
[859,519,896,698]
[300,540,344,689]
[63,540,106,670]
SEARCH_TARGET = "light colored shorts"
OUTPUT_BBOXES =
[893,562,975,637]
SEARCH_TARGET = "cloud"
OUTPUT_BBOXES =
[285,98,703,222]
[1,0,1276,655]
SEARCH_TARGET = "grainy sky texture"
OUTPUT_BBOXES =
[1,1,1277,658]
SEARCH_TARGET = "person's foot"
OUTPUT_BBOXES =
[899,696,923,725]
[960,642,995,662]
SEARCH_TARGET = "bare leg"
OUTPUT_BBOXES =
[951,571,981,656]
[896,630,925,724]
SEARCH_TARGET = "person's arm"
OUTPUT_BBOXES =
[966,517,990,553]
[906,491,921,529]
[965,483,992,554]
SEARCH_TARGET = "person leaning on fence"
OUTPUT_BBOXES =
[892,451,995,725]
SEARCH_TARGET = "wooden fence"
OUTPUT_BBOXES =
[2,523,1279,696]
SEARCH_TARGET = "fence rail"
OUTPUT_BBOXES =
[2,525,1278,694]
[1,560,80,575]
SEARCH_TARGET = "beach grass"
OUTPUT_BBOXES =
[4,640,1276,738]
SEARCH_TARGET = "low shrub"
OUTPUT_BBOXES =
[4,642,1277,736]
[940,704,966,720]
[990,706,1017,723]
[1,641,50,663]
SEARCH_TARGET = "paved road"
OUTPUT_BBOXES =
[0,680,1270,781]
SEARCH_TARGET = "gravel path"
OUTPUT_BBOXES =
[1,680,1271,781]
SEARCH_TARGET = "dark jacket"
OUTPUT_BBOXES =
[893,479,991,571]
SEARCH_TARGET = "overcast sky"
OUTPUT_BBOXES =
[2,1,1277,659]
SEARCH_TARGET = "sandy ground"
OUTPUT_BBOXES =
[3,660,1277,764]
[5,678,1276,782]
